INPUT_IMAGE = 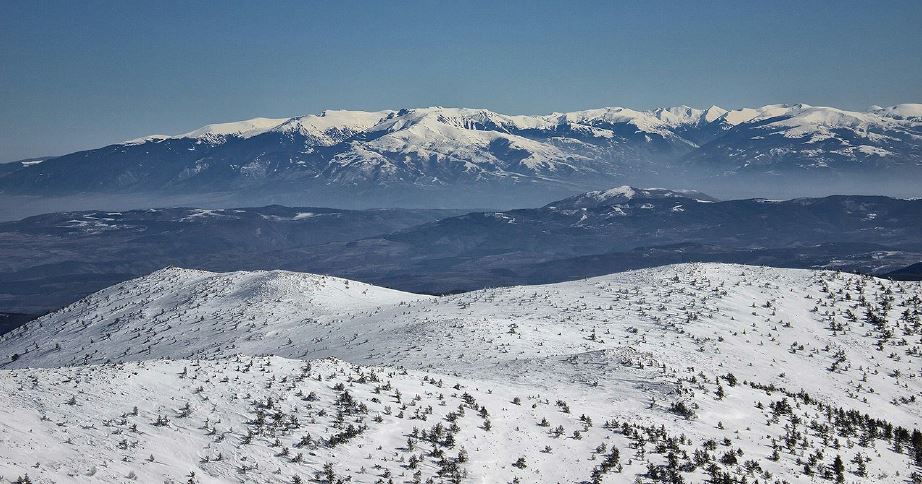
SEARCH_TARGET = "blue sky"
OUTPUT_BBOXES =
[1,0,920,160]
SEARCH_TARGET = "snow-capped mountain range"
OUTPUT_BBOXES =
[0,263,920,482]
[2,103,920,207]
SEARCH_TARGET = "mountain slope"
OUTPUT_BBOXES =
[685,104,922,176]
[0,263,920,482]
[0,267,429,366]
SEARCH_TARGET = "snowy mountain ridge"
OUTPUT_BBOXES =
[122,103,922,144]
[3,103,920,207]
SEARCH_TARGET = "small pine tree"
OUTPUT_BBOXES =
[322,462,336,483]
[832,455,845,484]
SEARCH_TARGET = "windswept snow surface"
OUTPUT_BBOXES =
[1,263,921,482]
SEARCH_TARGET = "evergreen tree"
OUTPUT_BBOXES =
[832,455,844,484]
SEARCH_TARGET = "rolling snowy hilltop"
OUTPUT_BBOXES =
[1,103,920,211]
[1,263,920,482]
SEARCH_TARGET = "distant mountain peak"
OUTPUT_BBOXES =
[547,186,717,209]
[872,103,922,118]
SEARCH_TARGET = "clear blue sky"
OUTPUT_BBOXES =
[1,0,920,160]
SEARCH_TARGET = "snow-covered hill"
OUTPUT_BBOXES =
[1,263,920,482]
[547,185,718,209]
[2,104,920,206]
